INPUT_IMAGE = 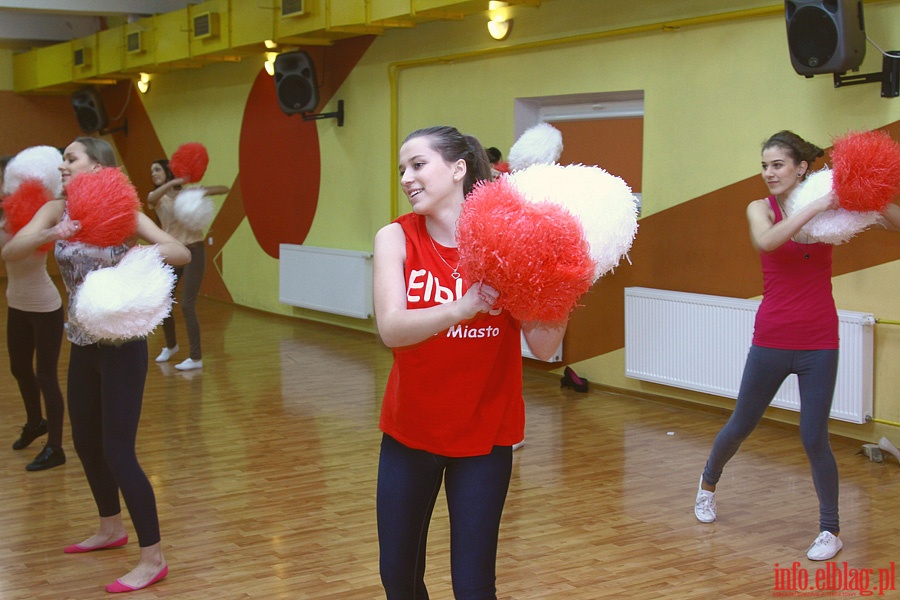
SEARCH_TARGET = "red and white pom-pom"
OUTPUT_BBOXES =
[507,123,564,172]
[787,167,880,245]
[509,163,639,280]
[2,145,63,197]
[169,142,209,183]
[66,167,139,247]
[457,176,595,323]
[174,188,215,232]
[71,245,176,341]
[2,179,53,233]
[832,130,900,212]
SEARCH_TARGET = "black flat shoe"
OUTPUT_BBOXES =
[26,445,66,471]
[12,419,48,450]
[560,366,589,393]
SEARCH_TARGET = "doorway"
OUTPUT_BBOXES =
[514,90,644,364]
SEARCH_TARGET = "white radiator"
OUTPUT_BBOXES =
[624,287,874,424]
[279,244,373,319]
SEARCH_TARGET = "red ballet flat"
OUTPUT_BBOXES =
[105,565,168,593]
[64,535,128,554]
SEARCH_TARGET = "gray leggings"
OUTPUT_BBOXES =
[162,241,205,360]
[702,345,840,533]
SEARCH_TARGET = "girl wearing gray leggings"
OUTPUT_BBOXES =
[148,158,228,371]
[693,130,900,562]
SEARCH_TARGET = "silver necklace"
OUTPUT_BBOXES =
[429,235,460,280]
[777,200,811,260]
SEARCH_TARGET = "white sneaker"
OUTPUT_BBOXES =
[694,476,717,523]
[175,358,203,371]
[807,531,842,560]
[155,345,179,363]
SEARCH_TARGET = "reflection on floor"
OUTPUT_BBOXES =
[1,296,898,598]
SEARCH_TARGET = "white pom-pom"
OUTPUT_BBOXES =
[786,167,881,245]
[3,146,63,197]
[173,188,215,232]
[507,123,564,172]
[72,246,176,341]
[509,163,639,280]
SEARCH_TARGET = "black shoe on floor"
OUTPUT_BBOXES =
[26,445,66,471]
[560,366,589,393]
[12,419,48,450]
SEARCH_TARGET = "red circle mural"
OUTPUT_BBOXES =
[239,69,321,258]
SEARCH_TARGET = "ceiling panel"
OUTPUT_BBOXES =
[0,0,193,49]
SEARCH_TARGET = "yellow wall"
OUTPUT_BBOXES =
[377,1,900,444]
[155,0,900,441]
[11,0,900,441]
[138,56,281,313]
[0,50,13,91]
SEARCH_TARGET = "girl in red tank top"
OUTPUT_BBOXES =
[373,126,567,598]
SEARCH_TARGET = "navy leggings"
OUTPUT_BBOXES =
[67,339,161,547]
[6,307,64,447]
[377,434,513,600]
[702,345,840,533]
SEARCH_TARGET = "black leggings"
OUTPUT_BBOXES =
[6,307,65,447]
[377,434,513,600]
[67,339,161,547]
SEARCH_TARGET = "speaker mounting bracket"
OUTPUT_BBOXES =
[301,99,344,127]
[99,117,129,137]
[833,51,900,97]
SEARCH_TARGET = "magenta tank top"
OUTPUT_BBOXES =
[752,196,838,350]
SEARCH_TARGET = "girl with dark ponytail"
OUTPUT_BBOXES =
[373,125,566,598]
[693,130,900,562]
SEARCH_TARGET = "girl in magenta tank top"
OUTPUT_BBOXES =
[694,131,900,562]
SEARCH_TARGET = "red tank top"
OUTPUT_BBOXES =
[752,196,838,349]
[379,213,524,457]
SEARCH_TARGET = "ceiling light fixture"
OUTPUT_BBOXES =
[264,52,278,76]
[487,1,512,41]
[136,72,150,93]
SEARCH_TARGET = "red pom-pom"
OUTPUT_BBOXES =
[831,130,900,212]
[1,179,54,252]
[2,179,52,233]
[66,168,139,247]
[169,142,209,183]
[457,177,595,323]
[494,161,510,174]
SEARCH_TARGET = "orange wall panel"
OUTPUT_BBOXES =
[0,91,83,156]
[555,118,643,192]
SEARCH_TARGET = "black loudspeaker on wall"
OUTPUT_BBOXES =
[273,51,320,115]
[785,0,866,75]
[70,88,110,134]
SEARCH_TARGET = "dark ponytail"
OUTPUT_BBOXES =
[403,126,492,196]
[762,130,825,175]
[75,136,117,168]
[151,159,176,188]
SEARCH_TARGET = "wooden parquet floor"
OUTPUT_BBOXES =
[0,295,898,599]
